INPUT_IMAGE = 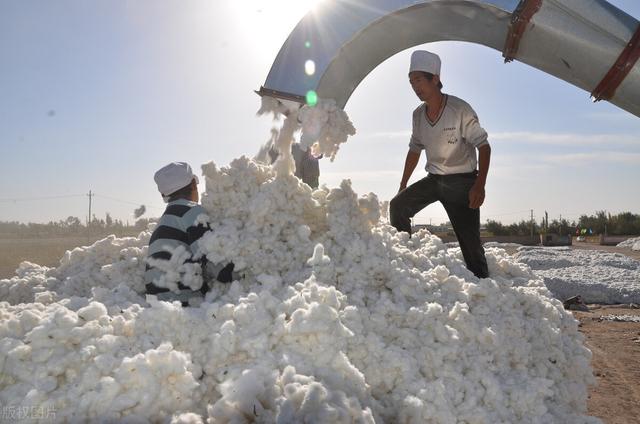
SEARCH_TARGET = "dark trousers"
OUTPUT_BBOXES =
[390,172,489,278]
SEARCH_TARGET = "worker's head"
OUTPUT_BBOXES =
[408,50,443,101]
[154,162,199,203]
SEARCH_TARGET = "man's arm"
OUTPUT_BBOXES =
[469,144,491,209]
[400,107,423,192]
[399,150,421,192]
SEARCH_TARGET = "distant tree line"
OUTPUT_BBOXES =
[3,210,639,238]
[485,211,640,237]
[0,214,154,238]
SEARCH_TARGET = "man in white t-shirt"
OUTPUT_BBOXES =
[390,50,491,278]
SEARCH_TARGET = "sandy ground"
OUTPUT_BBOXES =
[1,237,639,422]
[575,306,640,424]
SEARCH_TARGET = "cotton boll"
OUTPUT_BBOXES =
[77,301,108,322]
[297,224,312,241]
[307,244,330,267]
[171,412,204,424]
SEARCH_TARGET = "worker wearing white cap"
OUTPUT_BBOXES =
[145,162,235,306]
[154,161,200,203]
[390,50,491,278]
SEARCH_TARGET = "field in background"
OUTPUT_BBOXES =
[0,234,138,279]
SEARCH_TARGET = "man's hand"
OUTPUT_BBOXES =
[399,182,407,193]
[468,181,485,209]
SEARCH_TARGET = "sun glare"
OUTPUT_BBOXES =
[230,0,326,43]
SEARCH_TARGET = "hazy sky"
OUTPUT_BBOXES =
[1,0,639,226]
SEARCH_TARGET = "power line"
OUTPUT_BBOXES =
[0,192,161,211]
[93,194,141,207]
[0,194,85,203]
[93,194,163,211]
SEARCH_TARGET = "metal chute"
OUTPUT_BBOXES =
[257,0,640,117]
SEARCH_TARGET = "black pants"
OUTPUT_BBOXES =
[390,171,489,278]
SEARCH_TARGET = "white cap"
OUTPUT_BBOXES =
[154,162,198,201]
[409,50,441,75]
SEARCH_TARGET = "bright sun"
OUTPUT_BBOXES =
[230,0,327,43]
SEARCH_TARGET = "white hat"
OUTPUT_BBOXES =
[154,162,199,200]
[409,50,441,75]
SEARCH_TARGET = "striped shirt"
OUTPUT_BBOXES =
[144,199,210,301]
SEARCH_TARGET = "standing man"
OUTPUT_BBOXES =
[390,50,491,279]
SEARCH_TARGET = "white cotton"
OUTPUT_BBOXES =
[298,98,356,161]
[255,96,356,170]
[617,236,640,251]
[515,246,640,303]
[307,244,331,267]
[0,100,601,422]
[297,225,312,241]
[77,301,108,321]
[171,412,204,424]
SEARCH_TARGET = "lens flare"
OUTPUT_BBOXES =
[306,90,318,106]
[305,60,316,76]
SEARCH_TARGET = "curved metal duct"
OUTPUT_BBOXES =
[257,0,640,117]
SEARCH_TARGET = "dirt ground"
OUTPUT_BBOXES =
[574,306,640,424]
[1,237,639,422]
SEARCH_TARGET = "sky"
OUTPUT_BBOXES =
[1,0,639,227]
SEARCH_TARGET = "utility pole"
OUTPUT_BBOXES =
[87,190,94,226]
[545,211,549,231]
[530,209,534,238]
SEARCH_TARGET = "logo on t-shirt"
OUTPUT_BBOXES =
[443,127,458,144]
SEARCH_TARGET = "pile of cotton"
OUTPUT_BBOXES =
[0,98,600,423]
[617,236,640,251]
[515,246,640,304]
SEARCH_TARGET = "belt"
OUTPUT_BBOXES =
[429,170,478,178]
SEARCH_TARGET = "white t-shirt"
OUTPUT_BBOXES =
[409,94,489,175]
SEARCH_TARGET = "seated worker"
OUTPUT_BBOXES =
[144,162,234,306]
